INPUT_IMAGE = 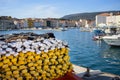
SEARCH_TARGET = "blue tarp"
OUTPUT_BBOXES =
[93,30,105,36]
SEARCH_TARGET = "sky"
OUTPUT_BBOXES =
[0,0,120,18]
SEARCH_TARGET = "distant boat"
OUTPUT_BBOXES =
[53,28,62,31]
[80,27,91,32]
[102,34,120,46]
[61,27,68,31]
[93,30,105,40]
[62,22,68,31]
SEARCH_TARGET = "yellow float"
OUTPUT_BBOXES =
[0,33,73,80]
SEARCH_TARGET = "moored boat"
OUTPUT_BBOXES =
[102,34,120,46]
[93,29,105,40]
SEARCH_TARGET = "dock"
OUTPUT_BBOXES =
[73,65,120,80]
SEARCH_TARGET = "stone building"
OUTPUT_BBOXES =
[0,16,16,30]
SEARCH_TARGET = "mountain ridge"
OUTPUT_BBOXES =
[61,10,120,20]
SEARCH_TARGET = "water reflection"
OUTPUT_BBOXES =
[101,46,120,65]
[95,40,102,47]
[102,47,120,59]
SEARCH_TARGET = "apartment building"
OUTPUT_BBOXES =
[96,13,120,27]
[106,14,120,27]
[95,13,110,27]
[0,16,16,30]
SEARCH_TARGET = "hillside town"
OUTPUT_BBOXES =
[0,12,120,30]
[0,17,76,30]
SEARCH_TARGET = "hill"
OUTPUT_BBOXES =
[61,11,120,20]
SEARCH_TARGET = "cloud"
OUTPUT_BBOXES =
[0,2,62,18]
[17,5,61,18]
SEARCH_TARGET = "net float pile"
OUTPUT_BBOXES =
[0,32,73,80]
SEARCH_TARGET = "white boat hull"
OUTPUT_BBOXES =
[103,35,120,46]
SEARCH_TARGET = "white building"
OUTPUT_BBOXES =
[33,19,46,28]
[14,19,28,29]
[22,19,28,28]
[14,20,20,29]
[96,13,120,34]
[95,13,110,27]
[106,15,120,27]
[96,13,120,27]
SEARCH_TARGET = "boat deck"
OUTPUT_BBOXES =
[73,65,120,80]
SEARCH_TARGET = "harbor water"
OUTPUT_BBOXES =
[0,28,120,75]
